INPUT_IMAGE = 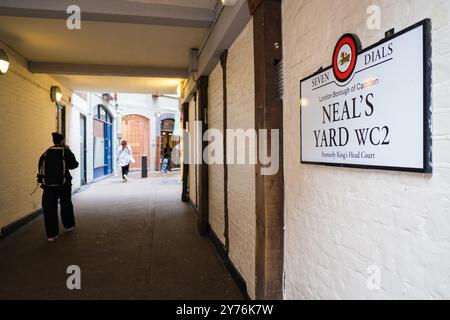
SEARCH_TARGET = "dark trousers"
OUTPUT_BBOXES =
[42,184,76,238]
[121,165,130,178]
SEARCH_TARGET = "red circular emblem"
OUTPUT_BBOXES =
[332,34,361,83]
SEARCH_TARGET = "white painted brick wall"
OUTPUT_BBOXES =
[226,19,256,299]
[207,63,226,244]
[0,43,72,229]
[69,92,96,190]
[283,0,450,299]
[67,96,82,191]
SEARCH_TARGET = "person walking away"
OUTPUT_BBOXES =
[164,147,172,172]
[117,140,134,182]
[37,132,79,242]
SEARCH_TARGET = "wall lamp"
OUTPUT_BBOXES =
[0,49,10,75]
[50,86,62,103]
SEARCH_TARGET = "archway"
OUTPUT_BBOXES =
[156,113,180,171]
[122,114,150,170]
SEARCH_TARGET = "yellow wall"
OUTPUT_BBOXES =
[207,63,225,244]
[0,43,72,229]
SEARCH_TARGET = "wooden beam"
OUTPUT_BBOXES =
[182,102,190,202]
[196,76,209,236]
[220,50,230,252]
[194,92,199,207]
[252,0,284,300]
[28,62,188,79]
[247,0,263,14]
[0,0,215,28]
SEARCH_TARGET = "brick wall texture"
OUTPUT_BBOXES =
[207,63,226,244]
[0,43,72,230]
[204,20,256,299]
[226,19,256,299]
[282,0,450,299]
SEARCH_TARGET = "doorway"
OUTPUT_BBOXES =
[80,115,87,186]
[93,105,113,179]
[158,116,180,172]
[122,115,150,170]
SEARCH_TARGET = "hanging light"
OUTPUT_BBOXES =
[0,49,10,75]
[50,86,62,103]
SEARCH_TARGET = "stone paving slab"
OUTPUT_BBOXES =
[0,173,243,300]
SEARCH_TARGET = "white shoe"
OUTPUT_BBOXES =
[47,236,59,242]
[66,227,75,233]
[124,175,128,182]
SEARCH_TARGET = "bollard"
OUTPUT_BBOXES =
[141,155,148,178]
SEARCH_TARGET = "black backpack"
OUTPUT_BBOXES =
[39,147,67,186]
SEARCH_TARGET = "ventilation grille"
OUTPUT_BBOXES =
[274,59,284,99]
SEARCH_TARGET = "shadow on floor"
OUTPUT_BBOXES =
[0,173,243,300]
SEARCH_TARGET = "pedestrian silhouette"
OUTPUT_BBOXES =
[117,140,135,182]
[37,132,79,242]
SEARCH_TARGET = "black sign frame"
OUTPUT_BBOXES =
[299,19,432,174]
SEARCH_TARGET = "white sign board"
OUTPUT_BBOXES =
[300,20,432,173]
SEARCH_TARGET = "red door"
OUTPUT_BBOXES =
[122,115,150,169]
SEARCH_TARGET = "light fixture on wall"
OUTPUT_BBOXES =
[0,49,10,75]
[50,86,62,103]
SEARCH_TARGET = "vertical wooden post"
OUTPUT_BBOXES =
[194,92,198,207]
[251,0,284,300]
[220,50,230,252]
[197,76,209,236]
[181,102,190,202]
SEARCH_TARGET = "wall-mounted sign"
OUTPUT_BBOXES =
[300,19,432,173]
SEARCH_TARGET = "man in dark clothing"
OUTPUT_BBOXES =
[162,147,172,173]
[38,132,79,242]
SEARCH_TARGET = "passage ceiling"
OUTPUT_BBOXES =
[0,0,219,93]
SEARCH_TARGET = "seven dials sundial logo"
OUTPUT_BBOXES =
[332,33,362,82]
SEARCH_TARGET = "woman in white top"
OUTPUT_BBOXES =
[117,140,134,181]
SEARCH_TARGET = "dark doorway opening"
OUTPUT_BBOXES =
[158,116,180,172]
[122,115,150,171]
[93,105,113,179]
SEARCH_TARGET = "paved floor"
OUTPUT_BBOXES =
[0,173,243,300]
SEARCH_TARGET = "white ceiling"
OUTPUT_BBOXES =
[0,0,219,93]
[0,16,206,68]
[124,0,218,10]
[53,74,183,94]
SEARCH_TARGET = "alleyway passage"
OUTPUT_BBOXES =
[0,173,243,300]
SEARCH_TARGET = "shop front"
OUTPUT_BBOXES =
[93,105,114,179]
